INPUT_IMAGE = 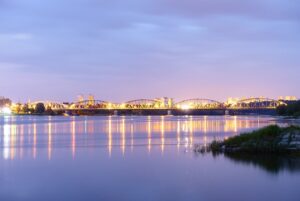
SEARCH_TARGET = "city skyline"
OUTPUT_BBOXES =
[1,0,300,102]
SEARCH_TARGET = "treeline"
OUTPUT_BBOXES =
[14,103,63,115]
[0,97,12,107]
[277,101,300,117]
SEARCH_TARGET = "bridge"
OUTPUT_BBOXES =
[19,97,288,115]
[227,98,286,109]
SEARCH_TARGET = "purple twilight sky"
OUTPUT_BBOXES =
[0,0,299,103]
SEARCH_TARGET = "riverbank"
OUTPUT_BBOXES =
[195,125,300,154]
[277,100,300,117]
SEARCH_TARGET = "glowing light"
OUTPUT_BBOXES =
[108,116,112,157]
[48,119,52,160]
[121,117,126,155]
[180,104,191,110]
[148,116,152,153]
[131,124,134,152]
[189,117,193,147]
[33,124,37,159]
[177,120,180,149]
[160,116,165,153]
[233,116,237,133]
[71,120,76,159]
[1,107,12,115]
[10,125,17,160]
[3,124,10,160]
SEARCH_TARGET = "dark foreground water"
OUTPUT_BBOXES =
[0,115,300,201]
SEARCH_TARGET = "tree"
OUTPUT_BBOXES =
[0,97,12,107]
[45,106,54,115]
[276,101,300,117]
[35,103,45,114]
[22,104,30,114]
[276,105,287,115]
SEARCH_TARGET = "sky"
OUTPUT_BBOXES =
[0,0,299,103]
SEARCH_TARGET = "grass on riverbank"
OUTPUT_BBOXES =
[209,125,300,153]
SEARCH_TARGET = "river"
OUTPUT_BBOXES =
[0,115,299,201]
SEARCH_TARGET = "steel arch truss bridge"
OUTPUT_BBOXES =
[31,97,289,112]
[70,100,115,109]
[230,98,286,109]
[122,99,163,109]
[175,99,224,110]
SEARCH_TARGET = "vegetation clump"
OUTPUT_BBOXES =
[277,101,300,117]
[199,125,300,154]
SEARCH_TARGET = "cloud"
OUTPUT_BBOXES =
[0,62,25,70]
[0,33,32,41]
[150,0,300,21]
[0,0,299,101]
[12,33,32,40]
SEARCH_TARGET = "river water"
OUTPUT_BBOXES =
[0,115,299,201]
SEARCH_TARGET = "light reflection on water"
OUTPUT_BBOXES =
[0,115,282,160]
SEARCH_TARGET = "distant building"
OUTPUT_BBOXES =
[77,95,84,102]
[88,94,95,106]
[226,97,240,106]
[278,96,297,101]
[154,97,173,108]
[278,96,298,105]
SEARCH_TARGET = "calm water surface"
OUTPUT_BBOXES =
[0,115,299,201]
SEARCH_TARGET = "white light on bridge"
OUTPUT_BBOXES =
[180,104,191,110]
[0,107,12,115]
